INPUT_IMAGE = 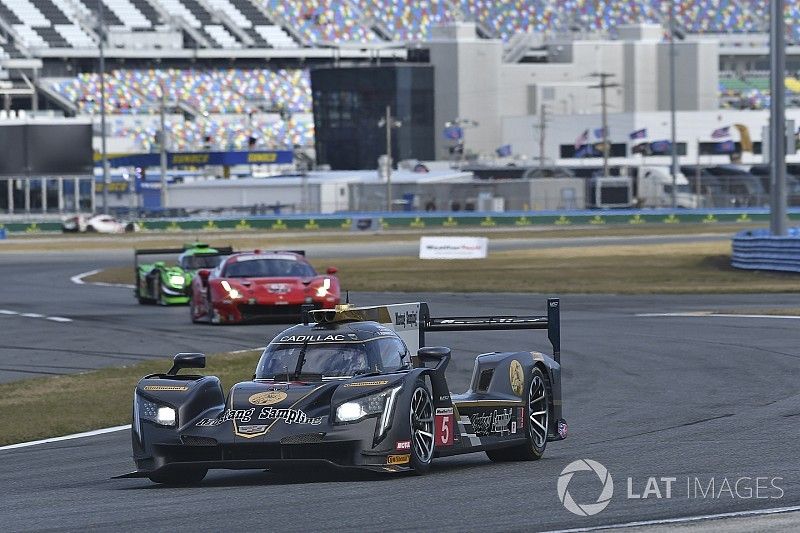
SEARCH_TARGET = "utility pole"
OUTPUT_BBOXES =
[378,105,401,212]
[98,0,109,214]
[588,72,619,178]
[668,0,679,209]
[769,0,787,235]
[534,104,549,170]
[159,83,168,210]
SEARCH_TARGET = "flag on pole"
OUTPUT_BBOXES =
[649,140,673,155]
[629,128,647,140]
[733,124,752,152]
[711,126,730,139]
[593,127,607,139]
[443,125,463,141]
[713,140,736,154]
[574,129,589,149]
[495,144,512,157]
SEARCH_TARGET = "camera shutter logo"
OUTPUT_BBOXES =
[557,459,614,516]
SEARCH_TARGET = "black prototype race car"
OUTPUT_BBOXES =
[117,299,567,484]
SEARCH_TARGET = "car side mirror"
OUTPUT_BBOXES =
[167,352,206,376]
[197,269,210,279]
[414,346,451,371]
[326,266,338,275]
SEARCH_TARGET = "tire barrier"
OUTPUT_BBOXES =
[0,208,792,235]
[732,227,800,273]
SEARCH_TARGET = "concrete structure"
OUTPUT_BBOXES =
[426,22,718,158]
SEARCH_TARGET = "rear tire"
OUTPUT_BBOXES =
[148,467,207,485]
[486,366,549,462]
[408,381,434,474]
[156,279,165,306]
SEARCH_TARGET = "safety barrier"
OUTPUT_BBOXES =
[0,208,796,235]
[732,228,800,273]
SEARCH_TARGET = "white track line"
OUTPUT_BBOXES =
[70,269,99,284]
[0,308,72,323]
[547,504,800,532]
[637,312,800,320]
[71,268,134,289]
[0,424,130,452]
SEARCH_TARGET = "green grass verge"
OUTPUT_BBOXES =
[89,241,800,294]
[0,349,262,446]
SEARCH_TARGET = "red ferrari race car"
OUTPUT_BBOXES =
[189,250,340,324]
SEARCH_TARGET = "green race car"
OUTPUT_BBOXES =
[135,243,233,305]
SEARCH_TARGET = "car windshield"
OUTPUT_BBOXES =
[255,336,408,379]
[224,258,316,278]
[180,254,225,270]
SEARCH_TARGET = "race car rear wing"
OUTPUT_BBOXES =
[134,246,235,266]
[420,298,560,364]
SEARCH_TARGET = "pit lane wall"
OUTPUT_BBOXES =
[732,227,800,273]
[0,208,789,235]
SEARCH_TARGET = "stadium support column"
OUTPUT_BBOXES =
[769,0,787,236]
[669,0,678,209]
[98,0,110,215]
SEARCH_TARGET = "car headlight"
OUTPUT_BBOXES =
[335,385,401,437]
[136,394,177,427]
[168,274,185,287]
[221,280,242,299]
[316,278,331,298]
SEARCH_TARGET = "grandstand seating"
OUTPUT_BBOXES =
[48,68,311,114]
[1,0,800,50]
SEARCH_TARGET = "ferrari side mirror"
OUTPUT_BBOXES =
[197,269,211,280]
[326,266,338,275]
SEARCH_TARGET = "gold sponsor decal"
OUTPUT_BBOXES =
[345,379,389,387]
[172,154,209,165]
[345,380,390,388]
[249,391,288,406]
[247,152,277,163]
[387,454,410,465]
[509,360,524,397]
[143,385,188,392]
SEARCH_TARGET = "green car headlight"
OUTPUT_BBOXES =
[168,274,185,287]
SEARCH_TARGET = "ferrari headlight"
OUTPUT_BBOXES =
[137,394,177,427]
[316,278,331,298]
[221,280,242,299]
[335,386,401,429]
[169,275,185,287]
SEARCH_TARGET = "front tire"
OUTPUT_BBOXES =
[148,467,207,485]
[409,381,434,474]
[486,366,550,462]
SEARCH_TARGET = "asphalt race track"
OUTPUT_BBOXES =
[1,247,800,531]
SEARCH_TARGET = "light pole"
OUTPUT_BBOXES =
[159,82,168,210]
[378,105,401,212]
[97,0,109,214]
[668,0,679,209]
[588,72,618,177]
[769,0,787,235]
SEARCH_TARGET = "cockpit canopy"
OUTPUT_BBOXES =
[255,324,410,380]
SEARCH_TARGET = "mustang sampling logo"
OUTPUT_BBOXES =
[557,459,614,516]
[248,391,288,406]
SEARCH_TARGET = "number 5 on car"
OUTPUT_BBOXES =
[435,408,454,446]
